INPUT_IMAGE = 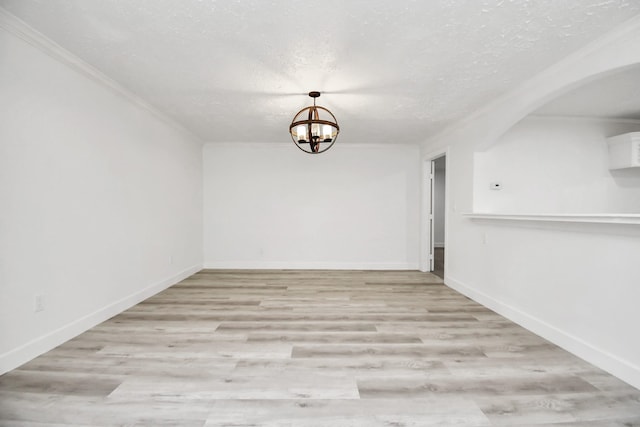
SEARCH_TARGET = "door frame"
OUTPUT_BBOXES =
[420,148,449,273]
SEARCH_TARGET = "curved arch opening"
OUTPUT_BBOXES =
[473,64,640,215]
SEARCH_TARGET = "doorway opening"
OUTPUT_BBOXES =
[431,156,446,279]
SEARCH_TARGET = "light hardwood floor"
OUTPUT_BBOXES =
[1,270,639,426]
[433,247,444,279]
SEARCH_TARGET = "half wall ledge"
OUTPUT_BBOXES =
[464,213,640,226]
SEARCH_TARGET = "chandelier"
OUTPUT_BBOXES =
[289,91,340,154]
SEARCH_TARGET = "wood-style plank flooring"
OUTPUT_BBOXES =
[434,248,444,279]
[1,270,639,426]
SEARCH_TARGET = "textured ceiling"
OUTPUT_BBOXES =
[2,0,640,143]
[534,65,640,120]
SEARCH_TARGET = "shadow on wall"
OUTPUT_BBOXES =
[611,167,640,188]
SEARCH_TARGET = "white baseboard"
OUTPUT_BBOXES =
[203,261,419,270]
[445,275,640,391]
[0,263,202,375]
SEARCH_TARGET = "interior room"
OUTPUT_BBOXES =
[1,1,640,425]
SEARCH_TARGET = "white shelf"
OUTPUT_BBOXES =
[464,213,640,225]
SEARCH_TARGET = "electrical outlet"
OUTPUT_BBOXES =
[34,294,44,313]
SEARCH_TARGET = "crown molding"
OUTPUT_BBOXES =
[0,7,203,144]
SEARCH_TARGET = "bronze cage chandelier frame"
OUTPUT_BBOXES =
[289,91,340,154]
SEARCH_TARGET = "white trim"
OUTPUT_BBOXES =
[464,212,640,225]
[445,275,640,391]
[420,160,432,272]
[0,7,202,144]
[203,261,418,270]
[0,264,202,375]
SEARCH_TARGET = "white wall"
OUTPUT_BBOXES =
[421,17,640,389]
[0,17,203,374]
[474,116,640,213]
[203,143,420,270]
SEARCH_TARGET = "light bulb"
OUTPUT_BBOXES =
[322,125,333,141]
[296,125,306,142]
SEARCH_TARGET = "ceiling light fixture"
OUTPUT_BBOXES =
[289,91,339,154]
